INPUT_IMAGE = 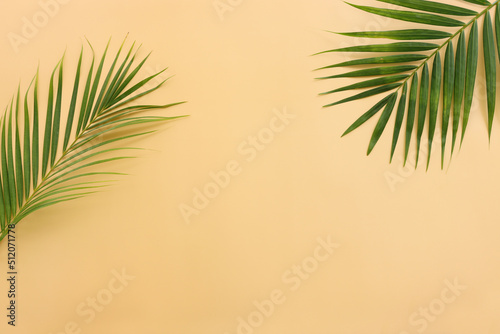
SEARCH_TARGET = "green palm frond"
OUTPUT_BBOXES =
[316,0,500,169]
[0,38,186,242]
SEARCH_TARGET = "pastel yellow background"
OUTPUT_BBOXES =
[0,0,499,333]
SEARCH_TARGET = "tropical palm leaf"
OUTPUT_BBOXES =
[315,0,500,169]
[0,38,186,242]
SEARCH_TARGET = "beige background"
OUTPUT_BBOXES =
[0,0,499,333]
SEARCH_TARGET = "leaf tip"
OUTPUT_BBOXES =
[311,51,325,56]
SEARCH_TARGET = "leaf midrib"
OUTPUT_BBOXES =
[396,0,500,95]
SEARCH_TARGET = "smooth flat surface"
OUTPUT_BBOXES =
[0,0,499,333]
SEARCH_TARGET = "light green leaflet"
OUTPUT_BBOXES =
[0,38,186,242]
[316,0,500,169]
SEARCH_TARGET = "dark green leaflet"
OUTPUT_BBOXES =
[368,93,398,155]
[324,83,401,107]
[415,63,429,168]
[336,29,451,40]
[462,0,490,5]
[484,11,496,139]
[320,75,408,95]
[451,32,466,156]
[22,80,32,199]
[317,65,416,79]
[41,64,59,177]
[316,54,426,70]
[342,94,394,137]
[404,75,419,166]
[427,53,442,170]
[346,3,464,27]
[441,43,455,169]
[32,72,39,190]
[14,89,23,206]
[390,82,408,162]
[315,42,438,54]
[63,48,83,152]
[377,0,477,16]
[51,57,64,166]
[461,21,478,146]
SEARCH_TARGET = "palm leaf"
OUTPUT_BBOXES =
[316,0,500,168]
[0,38,186,242]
